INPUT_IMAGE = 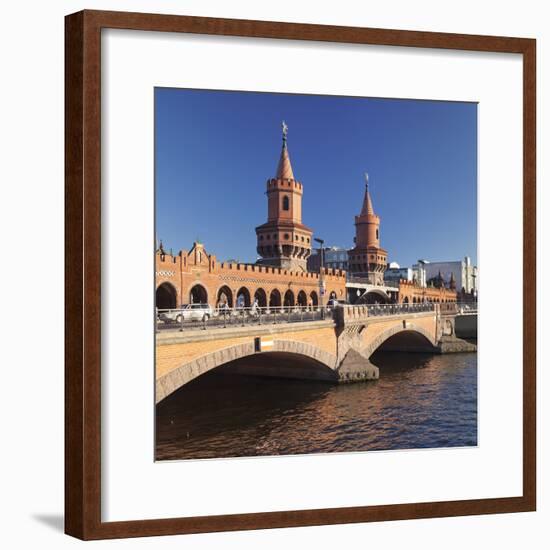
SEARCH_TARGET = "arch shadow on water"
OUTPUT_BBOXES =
[155,354,337,461]
[368,329,438,373]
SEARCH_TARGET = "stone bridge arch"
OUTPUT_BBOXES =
[156,339,338,403]
[362,323,438,358]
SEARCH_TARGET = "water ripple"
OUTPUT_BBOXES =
[156,352,477,460]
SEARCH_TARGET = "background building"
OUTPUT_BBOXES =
[384,262,414,283]
[423,257,478,294]
[308,246,349,272]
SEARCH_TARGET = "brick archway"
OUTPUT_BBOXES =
[269,289,281,307]
[156,339,339,403]
[254,288,267,307]
[362,323,437,358]
[236,287,251,308]
[310,290,319,307]
[189,284,208,304]
[156,282,177,309]
[216,285,233,308]
[283,289,295,307]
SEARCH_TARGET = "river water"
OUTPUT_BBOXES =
[155,351,477,461]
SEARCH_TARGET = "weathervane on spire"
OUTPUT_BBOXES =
[364,171,369,189]
[282,120,288,147]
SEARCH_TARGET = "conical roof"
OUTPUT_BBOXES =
[361,185,375,216]
[276,144,295,180]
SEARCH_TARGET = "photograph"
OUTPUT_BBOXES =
[154,88,478,461]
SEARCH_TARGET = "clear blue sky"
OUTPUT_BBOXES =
[155,88,477,267]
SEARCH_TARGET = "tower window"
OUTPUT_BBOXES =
[282,195,290,210]
[284,233,290,240]
[376,229,379,239]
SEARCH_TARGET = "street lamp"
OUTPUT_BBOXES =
[314,237,325,312]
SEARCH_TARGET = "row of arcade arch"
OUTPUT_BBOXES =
[156,282,326,310]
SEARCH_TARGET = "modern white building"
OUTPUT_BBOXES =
[384,262,414,283]
[423,257,478,294]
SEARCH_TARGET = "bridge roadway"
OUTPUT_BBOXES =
[155,304,475,404]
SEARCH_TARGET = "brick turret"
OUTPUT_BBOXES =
[255,122,313,271]
[348,173,388,284]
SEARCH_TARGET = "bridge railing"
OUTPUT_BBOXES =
[359,302,435,316]
[156,305,336,331]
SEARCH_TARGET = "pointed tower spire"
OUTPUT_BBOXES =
[348,171,387,284]
[276,120,295,180]
[361,172,375,215]
[256,121,312,271]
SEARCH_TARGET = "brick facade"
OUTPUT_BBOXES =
[397,279,457,304]
[156,241,347,310]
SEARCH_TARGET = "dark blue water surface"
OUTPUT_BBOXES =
[155,352,477,460]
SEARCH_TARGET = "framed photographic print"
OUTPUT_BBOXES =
[65,10,536,540]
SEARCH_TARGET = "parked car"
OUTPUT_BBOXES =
[159,303,214,324]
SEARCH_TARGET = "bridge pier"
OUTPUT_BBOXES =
[436,335,477,354]
[336,349,379,382]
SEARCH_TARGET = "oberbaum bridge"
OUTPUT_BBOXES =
[155,123,476,403]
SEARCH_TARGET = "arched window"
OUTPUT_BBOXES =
[376,229,379,240]
[282,195,290,211]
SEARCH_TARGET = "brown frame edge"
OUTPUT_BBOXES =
[65,9,536,540]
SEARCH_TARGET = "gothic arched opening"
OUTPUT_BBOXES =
[189,284,208,305]
[156,282,177,310]
[236,287,251,308]
[284,289,295,307]
[216,286,233,308]
[269,289,281,308]
[297,290,307,307]
[254,288,267,308]
[310,291,319,307]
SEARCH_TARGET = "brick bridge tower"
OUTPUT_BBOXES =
[348,173,388,284]
[255,121,313,271]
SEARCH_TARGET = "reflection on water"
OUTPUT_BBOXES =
[155,352,477,460]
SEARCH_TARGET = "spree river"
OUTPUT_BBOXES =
[155,351,477,461]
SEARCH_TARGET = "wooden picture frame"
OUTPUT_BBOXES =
[65,9,536,540]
